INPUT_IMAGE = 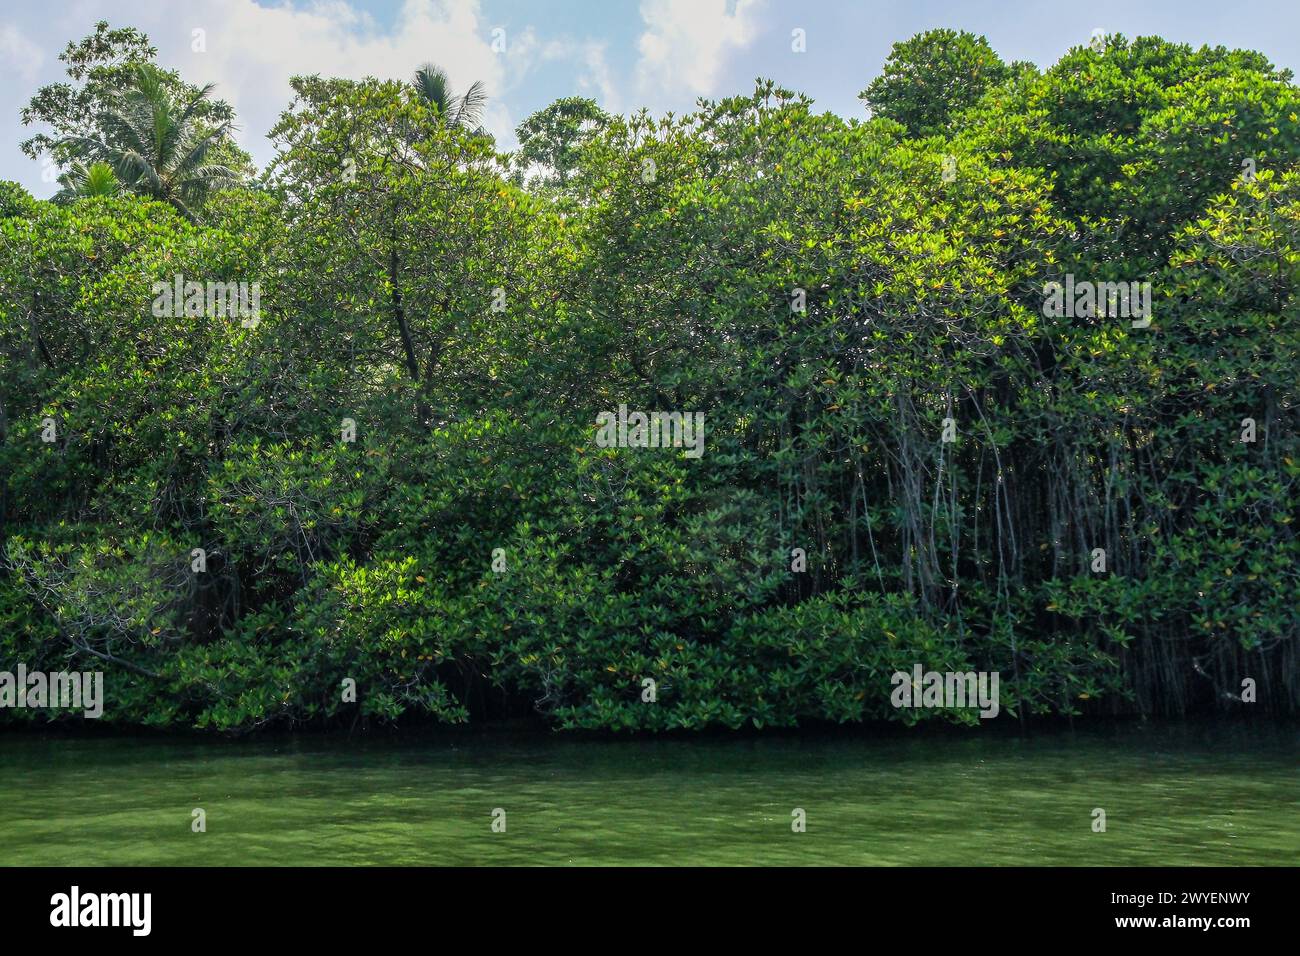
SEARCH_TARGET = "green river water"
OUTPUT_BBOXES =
[0,721,1295,866]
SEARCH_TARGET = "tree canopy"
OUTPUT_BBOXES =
[2,28,1296,731]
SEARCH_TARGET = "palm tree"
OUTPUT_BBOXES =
[411,63,488,133]
[60,64,239,220]
[53,161,120,203]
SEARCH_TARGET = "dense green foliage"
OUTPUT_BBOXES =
[1,30,1296,731]
[861,29,1017,136]
[513,96,611,189]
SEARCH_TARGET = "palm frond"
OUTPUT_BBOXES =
[412,62,488,130]
[412,63,452,115]
[56,64,243,217]
[52,161,120,203]
[450,80,488,129]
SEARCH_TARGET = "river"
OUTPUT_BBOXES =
[1,721,1295,865]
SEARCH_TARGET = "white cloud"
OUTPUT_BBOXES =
[151,0,516,166]
[0,24,44,82]
[578,42,620,112]
[3,0,763,193]
[635,0,763,97]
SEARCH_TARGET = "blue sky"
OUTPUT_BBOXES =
[3,0,1298,196]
